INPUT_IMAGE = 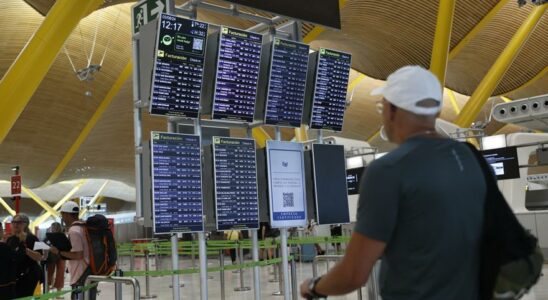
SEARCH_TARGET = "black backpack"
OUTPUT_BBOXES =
[465,143,543,299]
[76,214,117,275]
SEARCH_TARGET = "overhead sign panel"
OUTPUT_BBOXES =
[224,0,341,29]
[266,141,307,228]
[213,137,259,231]
[151,132,203,234]
[310,48,351,132]
[149,14,209,118]
[11,175,21,195]
[212,27,263,123]
[264,38,310,128]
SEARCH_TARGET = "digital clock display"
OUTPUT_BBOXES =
[149,13,209,118]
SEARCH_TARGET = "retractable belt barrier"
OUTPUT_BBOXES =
[16,282,98,300]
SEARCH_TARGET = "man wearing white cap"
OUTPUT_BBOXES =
[50,201,96,300]
[300,66,485,299]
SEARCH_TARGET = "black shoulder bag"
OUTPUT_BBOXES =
[465,143,543,300]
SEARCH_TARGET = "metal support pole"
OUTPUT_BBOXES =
[317,129,323,143]
[141,250,157,299]
[219,251,226,300]
[234,245,251,291]
[290,258,298,300]
[198,232,208,300]
[171,234,180,300]
[274,127,282,141]
[429,0,456,85]
[251,230,261,299]
[455,4,547,128]
[132,33,143,219]
[85,276,141,300]
[280,228,290,299]
[115,269,123,300]
[272,259,284,296]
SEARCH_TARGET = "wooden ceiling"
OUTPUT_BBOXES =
[0,0,546,192]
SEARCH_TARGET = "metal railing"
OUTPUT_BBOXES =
[84,275,141,300]
[312,255,381,300]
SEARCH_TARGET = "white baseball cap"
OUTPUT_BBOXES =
[371,65,443,115]
[60,201,79,213]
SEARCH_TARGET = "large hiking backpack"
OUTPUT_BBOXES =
[78,214,117,275]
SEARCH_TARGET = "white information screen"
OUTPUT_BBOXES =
[266,140,307,228]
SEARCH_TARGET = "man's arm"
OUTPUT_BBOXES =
[299,232,385,297]
[49,246,84,260]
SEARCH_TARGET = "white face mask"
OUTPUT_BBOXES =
[379,125,389,142]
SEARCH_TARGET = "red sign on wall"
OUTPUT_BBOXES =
[11,175,21,195]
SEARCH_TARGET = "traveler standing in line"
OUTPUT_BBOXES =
[45,222,66,294]
[49,202,96,300]
[0,222,17,299]
[300,66,486,300]
[5,214,43,298]
[225,229,242,265]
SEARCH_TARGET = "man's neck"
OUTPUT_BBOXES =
[399,126,438,144]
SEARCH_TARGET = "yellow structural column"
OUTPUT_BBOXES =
[430,0,457,85]
[455,4,547,128]
[252,127,272,148]
[0,0,104,144]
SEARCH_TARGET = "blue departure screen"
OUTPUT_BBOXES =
[310,48,351,132]
[265,38,310,127]
[213,137,259,231]
[151,132,203,234]
[212,27,263,122]
[149,14,208,118]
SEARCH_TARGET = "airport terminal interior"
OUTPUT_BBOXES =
[0,0,547,299]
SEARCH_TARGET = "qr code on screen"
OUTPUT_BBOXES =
[193,38,204,51]
[283,193,294,207]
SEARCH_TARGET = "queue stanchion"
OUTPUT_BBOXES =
[114,269,123,299]
[234,242,251,292]
[141,249,157,299]
[290,257,298,300]
[219,250,226,300]
[130,245,135,271]
[272,259,284,296]
[269,242,279,282]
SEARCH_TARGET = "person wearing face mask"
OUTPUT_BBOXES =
[5,215,44,298]
[300,66,486,300]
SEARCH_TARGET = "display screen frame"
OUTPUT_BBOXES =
[213,136,260,231]
[211,26,264,123]
[150,131,204,234]
[266,140,308,228]
[309,47,352,132]
[264,37,311,128]
[346,166,365,196]
[481,146,520,180]
[149,13,209,118]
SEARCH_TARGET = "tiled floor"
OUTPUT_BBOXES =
[52,255,548,299]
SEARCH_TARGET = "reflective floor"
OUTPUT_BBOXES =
[50,255,548,300]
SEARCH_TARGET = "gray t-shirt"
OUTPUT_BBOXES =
[355,136,485,300]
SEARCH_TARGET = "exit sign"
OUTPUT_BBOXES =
[132,0,167,34]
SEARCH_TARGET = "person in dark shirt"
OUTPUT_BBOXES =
[0,222,17,299]
[6,215,44,298]
[300,66,485,300]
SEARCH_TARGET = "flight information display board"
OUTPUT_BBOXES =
[212,27,263,122]
[213,137,259,231]
[310,48,352,132]
[266,141,307,228]
[149,13,208,118]
[264,38,310,127]
[151,132,203,234]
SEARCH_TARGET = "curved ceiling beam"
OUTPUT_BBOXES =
[455,4,546,128]
[41,61,133,187]
[0,0,104,144]
[499,66,547,96]
[448,0,510,61]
